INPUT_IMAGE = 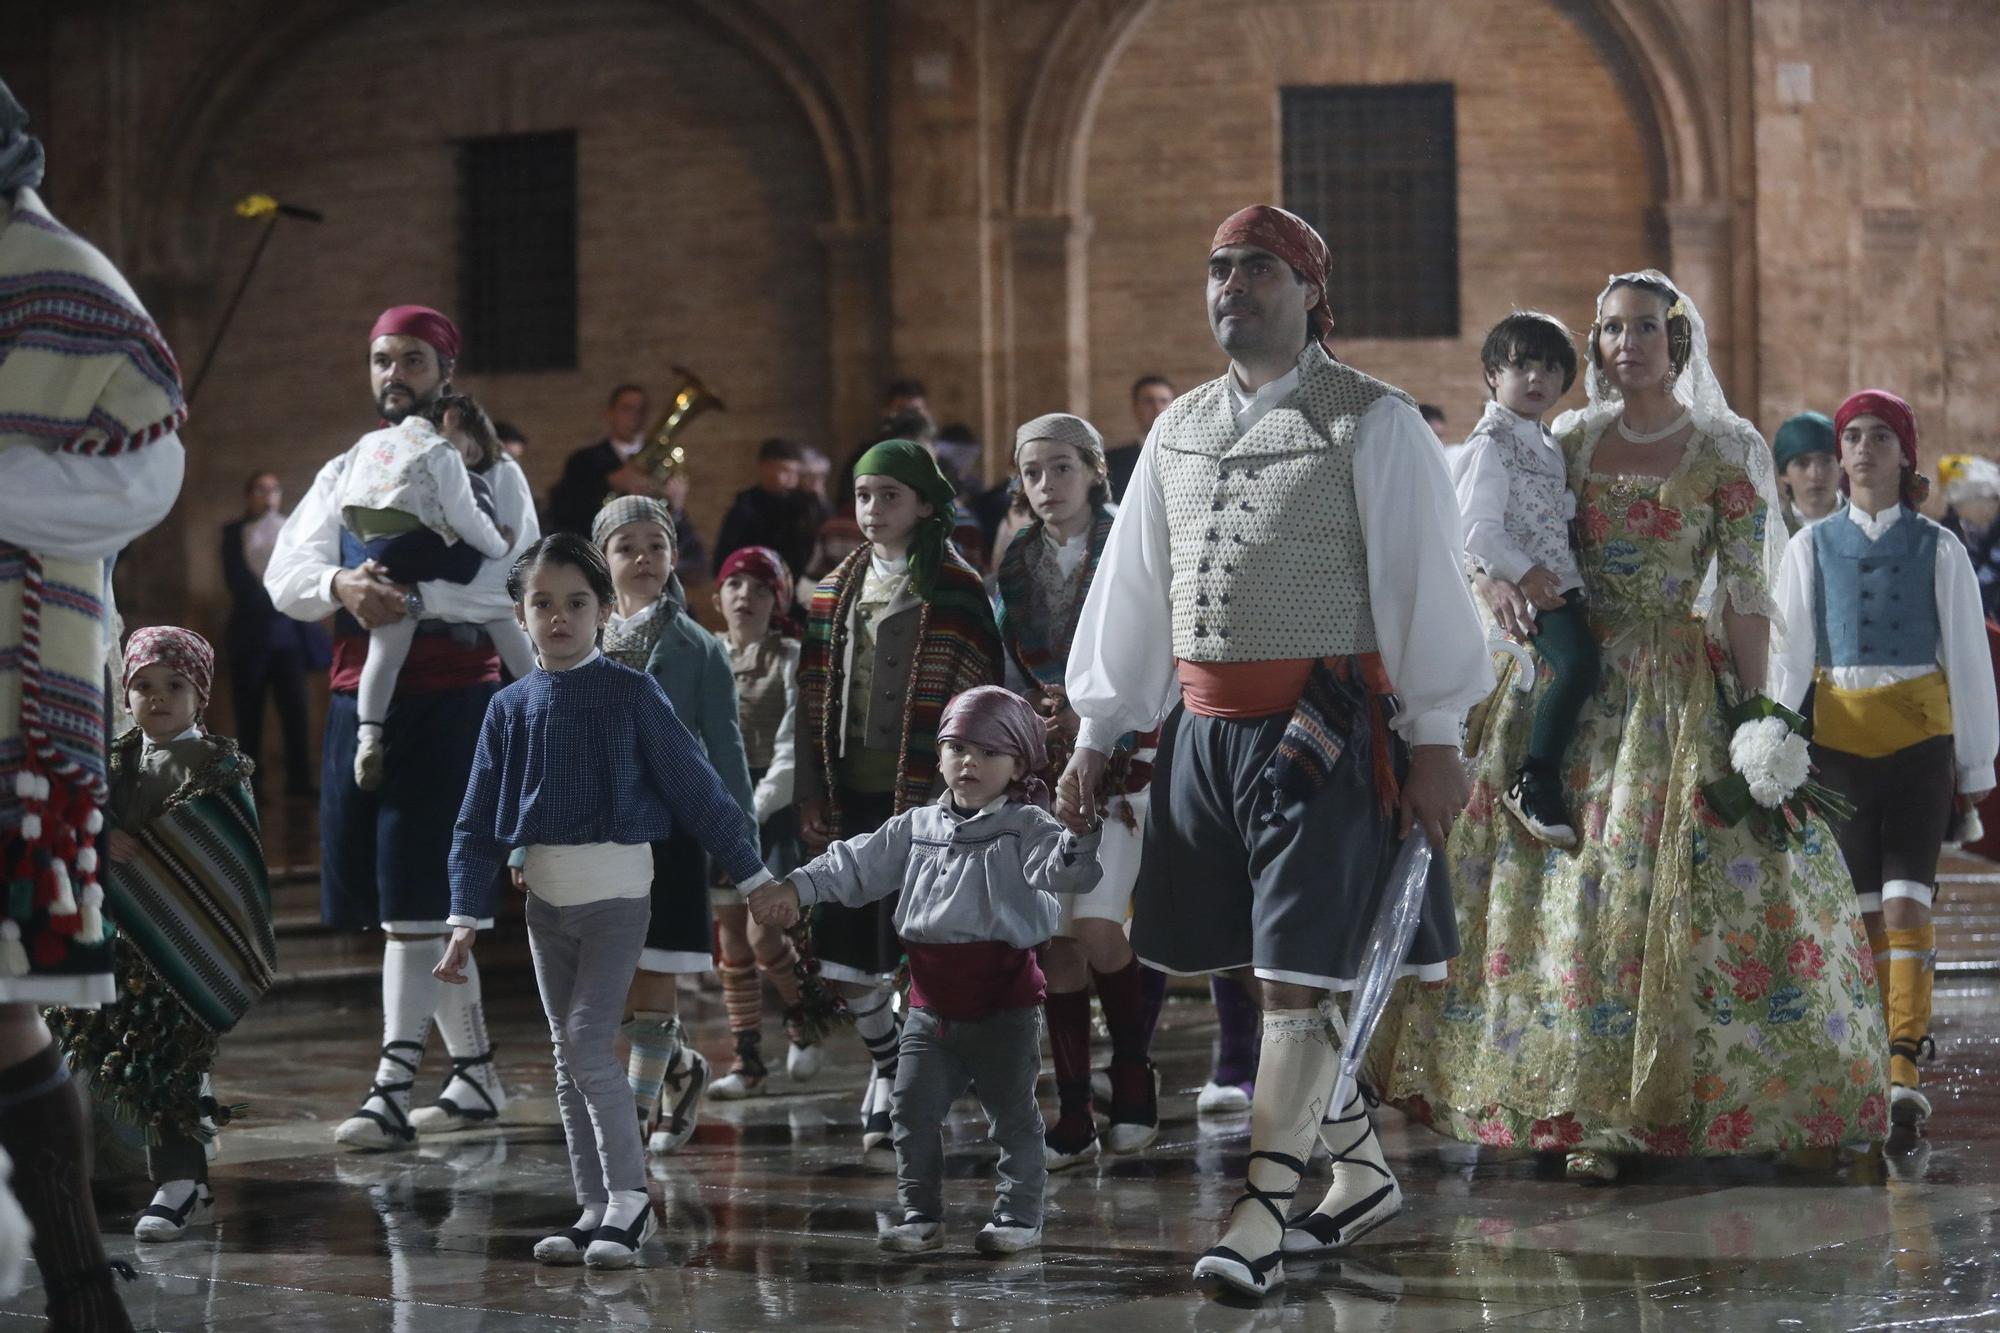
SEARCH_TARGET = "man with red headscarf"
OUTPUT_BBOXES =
[1058,205,1491,1296]
[1770,388,1997,1159]
[264,305,538,1150]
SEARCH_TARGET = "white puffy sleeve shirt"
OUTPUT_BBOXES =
[0,434,185,561]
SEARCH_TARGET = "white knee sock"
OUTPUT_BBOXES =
[1215,1008,1335,1260]
[433,952,504,1114]
[361,937,445,1123]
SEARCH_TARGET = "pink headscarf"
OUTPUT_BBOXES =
[938,686,1051,809]
[123,626,215,708]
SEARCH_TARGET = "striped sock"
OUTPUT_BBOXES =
[624,1013,682,1116]
[720,961,764,1037]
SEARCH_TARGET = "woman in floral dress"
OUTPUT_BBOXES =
[1383,272,1888,1179]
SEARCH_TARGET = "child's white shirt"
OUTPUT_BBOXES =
[1455,400,1583,593]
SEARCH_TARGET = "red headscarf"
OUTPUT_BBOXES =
[1210,205,1334,347]
[717,545,793,612]
[1834,390,1918,470]
[123,625,215,708]
[368,305,461,362]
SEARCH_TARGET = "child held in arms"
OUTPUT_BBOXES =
[1455,311,1592,847]
[335,393,535,789]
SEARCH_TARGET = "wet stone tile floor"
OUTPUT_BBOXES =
[9,975,2000,1330]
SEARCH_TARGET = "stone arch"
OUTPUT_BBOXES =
[133,0,872,279]
[1012,0,1728,220]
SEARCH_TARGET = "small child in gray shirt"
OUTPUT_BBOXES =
[750,685,1099,1257]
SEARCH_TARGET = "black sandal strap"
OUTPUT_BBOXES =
[1200,1242,1283,1279]
[1890,1036,1938,1064]
[593,1210,654,1249]
[434,1049,501,1118]
[353,1041,424,1140]
[1318,1111,1394,1183]
[140,1187,207,1226]
[1230,1149,1307,1228]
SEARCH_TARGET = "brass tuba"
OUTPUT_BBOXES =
[613,367,725,500]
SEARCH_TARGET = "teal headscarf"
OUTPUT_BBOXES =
[853,438,956,598]
[1772,412,1835,472]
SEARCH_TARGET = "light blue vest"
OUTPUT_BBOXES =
[1811,508,1940,668]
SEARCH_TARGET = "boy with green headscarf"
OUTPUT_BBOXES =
[794,439,1002,1153]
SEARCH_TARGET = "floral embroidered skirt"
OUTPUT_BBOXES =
[1380,617,1889,1155]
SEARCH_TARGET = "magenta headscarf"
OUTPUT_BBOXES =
[938,686,1051,809]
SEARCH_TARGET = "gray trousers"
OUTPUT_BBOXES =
[893,1005,1046,1226]
[526,893,651,1204]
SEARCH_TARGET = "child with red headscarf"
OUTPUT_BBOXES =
[1770,388,1999,1159]
[707,545,827,1099]
[750,686,1100,1257]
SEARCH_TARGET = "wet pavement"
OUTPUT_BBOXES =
[11,846,2000,1329]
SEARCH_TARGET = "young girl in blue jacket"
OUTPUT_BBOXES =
[436,534,770,1270]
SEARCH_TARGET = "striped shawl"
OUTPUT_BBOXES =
[0,188,185,975]
[800,545,1001,823]
[99,731,273,1033]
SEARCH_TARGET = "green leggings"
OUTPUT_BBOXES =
[1527,592,1599,770]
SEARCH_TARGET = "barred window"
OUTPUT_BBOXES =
[1280,85,1459,339]
[457,131,578,373]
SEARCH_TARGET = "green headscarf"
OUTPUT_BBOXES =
[1772,411,1835,472]
[854,438,957,598]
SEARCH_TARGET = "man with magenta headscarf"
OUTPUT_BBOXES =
[1058,206,1491,1297]
[265,305,538,1151]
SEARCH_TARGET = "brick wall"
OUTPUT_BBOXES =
[1753,0,2000,467]
[1080,0,1660,447]
[15,0,2000,741]
[150,0,836,653]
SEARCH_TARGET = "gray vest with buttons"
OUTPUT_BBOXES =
[1154,344,1409,661]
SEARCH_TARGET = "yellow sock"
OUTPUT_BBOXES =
[1882,924,1935,1088]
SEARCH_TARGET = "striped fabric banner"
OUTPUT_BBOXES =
[103,782,275,1033]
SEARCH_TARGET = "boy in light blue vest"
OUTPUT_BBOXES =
[1770,389,1998,1158]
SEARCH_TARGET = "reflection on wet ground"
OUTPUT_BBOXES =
[11,976,2000,1330]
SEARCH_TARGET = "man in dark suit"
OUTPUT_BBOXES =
[222,471,325,796]
[545,383,657,538]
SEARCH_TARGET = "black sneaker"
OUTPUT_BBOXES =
[1503,768,1578,849]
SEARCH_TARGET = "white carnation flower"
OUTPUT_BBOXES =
[1729,716,1808,808]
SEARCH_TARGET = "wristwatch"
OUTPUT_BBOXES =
[404,589,424,619]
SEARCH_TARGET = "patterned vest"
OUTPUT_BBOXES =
[1153,344,1408,662]
[1811,508,1942,668]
